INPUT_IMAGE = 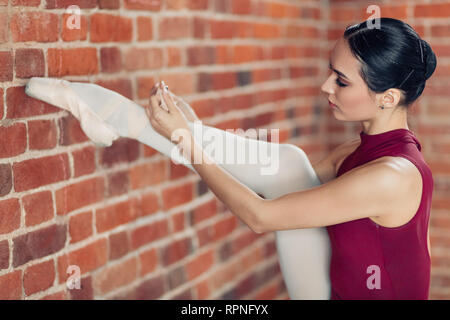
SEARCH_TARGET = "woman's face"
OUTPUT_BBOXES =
[321,37,380,121]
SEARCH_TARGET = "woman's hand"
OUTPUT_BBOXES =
[146,81,191,143]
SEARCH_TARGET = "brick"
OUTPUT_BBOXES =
[158,17,190,40]
[6,86,60,119]
[0,123,26,158]
[187,46,215,66]
[189,199,217,225]
[214,0,227,12]
[95,78,132,99]
[232,45,257,64]
[11,12,59,42]
[124,0,160,11]
[197,215,237,246]
[69,276,93,300]
[0,51,13,81]
[100,138,140,168]
[140,192,159,216]
[12,0,41,6]
[13,224,67,267]
[0,198,21,235]
[133,275,165,299]
[15,48,45,78]
[210,20,236,39]
[193,17,208,39]
[212,72,236,90]
[196,279,210,299]
[28,119,57,150]
[137,16,153,41]
[95,198,141,233]
[99,0,119,9]
[0,270,22,299]
[69,211,93,244]
[136,76,157,99]
[90,13,133,43]
[62,13,87,41]
[23,191,54,227]
[73,146,96,177]
[161,237,193,266]
[254,23,281,39]
[231,0,252,15]
[167,0,184,10]
[198,73,212,92]
[187,0,208,10]
[55,177,104,215]
[139,248,158,276]
[0,240,9,270]
[172,211,185,232]
[57,238,108,283]
[190,98,215,118]
[0,13,7,43]
[167,47,182,67]
[0,88,3,119]
[48,48,98,76]
[415,4,450,18]
[46,0,97,8]
[24,260,55,296]
[131,219,169,249]
[13,154,70,192]
[129,160,167,190]
[162,182,193,210]
[107,170,129,197]
[93,257,137,294]
[58,114,89,145]
[108,231,130,260]
[167,265,186,290]
[100,47,122,73]
[124,47,163,71]
[431,25,450,37]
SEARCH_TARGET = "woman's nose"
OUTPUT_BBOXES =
[320,75,334,95]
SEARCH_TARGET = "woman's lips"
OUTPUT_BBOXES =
[329,101,338,108]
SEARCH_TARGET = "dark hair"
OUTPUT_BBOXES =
[343,17,437,107]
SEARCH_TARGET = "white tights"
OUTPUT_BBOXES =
[25,77,331,299]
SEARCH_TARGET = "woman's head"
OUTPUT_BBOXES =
[321,17,437,121]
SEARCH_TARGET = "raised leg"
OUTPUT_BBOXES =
[25,77,331,300]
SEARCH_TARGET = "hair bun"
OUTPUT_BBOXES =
[421,39,437,80]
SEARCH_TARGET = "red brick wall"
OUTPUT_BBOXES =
[0,0,448,300]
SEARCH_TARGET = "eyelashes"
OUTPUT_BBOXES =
[335,78,347,87]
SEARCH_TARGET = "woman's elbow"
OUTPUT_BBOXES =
[249,203,270,234]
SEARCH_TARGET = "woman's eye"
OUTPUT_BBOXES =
[335,78,347,87]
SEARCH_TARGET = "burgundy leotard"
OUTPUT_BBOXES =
[326,128,434,300]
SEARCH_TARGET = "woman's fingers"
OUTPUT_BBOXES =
[160,83,179,114]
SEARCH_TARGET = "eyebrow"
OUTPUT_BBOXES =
[329,62,350,81]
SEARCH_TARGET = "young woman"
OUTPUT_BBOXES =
[146,18,437,299]
[26,17,436,300]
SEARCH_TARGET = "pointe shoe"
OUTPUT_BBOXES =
[25,77,194,169]
[26,77,120,147]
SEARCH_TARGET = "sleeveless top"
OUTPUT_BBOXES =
[326,128,434,300]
